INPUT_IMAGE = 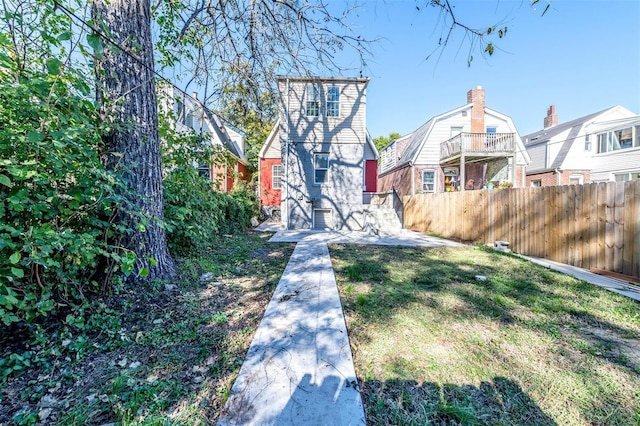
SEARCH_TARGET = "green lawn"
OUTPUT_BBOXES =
[330,244,640,426]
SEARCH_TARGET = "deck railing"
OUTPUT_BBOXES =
[440,132,516,160]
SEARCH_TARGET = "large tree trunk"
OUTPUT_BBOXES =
[92,0,177,281]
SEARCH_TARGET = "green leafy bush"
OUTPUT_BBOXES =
[0,34,129,327]
[160,113,258,254]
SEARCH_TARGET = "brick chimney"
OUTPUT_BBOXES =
[467,86,485,133]
[544,105,558,129]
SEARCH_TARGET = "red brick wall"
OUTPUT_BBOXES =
[526,169,592,187]
[211,164,228,192]
[259,158,282,206]
[378,163,413,199]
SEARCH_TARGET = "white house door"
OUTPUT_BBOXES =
[313,209,332,229]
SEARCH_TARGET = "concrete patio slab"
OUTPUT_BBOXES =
[268,228,463,247]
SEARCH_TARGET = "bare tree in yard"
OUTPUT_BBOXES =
[92,0,177,280]
[152,1,374,113]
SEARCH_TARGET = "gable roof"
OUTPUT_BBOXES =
[201,108,246,163]
[522,107,612,147]
[258,119,280,158]
[522,105,629,170]
[394,104,471,168]
[382,102,530,173]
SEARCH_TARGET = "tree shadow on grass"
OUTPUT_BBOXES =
[329,244,640,424]
[362,376,557,426]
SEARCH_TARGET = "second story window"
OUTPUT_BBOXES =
[326,86,340,117]
[585,134,592,151]
[598,127,639,153]
[305,85,320,117]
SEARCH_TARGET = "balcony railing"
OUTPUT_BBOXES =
[440,132,516,161]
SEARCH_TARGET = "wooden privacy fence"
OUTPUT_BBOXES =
[403,181,640,280]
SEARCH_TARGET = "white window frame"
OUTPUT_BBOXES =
[597,126,639,153]
[422,170,435,193]
[569,174,583,185]
[272,164,282,189]
[450,126,463,137]
[615,171,640,182]
[326,86,340,117]
[314,153,329,184]
[531,180,542,187]
[584,134,591,152]
[305,84,320,117]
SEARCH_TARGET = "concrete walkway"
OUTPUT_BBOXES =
[217,227,460,425]
[519,255,640,302]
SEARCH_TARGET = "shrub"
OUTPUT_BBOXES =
[0,35,129,327]
[160,113,258,254]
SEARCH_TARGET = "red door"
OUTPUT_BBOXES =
[365,160,378,193]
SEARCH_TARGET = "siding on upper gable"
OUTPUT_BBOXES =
[414,110,469,165]
[561,134,594,170]
[278,79,367,148]
[527,142,548,171]
[263,129,282,159]
[364,139,376,159]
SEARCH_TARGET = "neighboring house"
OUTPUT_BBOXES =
[523,105,640,186]
[258,76,379,230]
[379,86,530,199]
[158,83,250,192]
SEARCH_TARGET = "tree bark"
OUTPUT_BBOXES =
[92,0,177,281]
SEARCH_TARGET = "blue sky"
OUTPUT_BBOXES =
[343,0,640,138]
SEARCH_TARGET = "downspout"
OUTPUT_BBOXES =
[555,168,561,186]
[410,161,415,195]
[285,78,291,229]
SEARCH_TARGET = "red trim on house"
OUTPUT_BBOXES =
[260,158,282,206]
[365,159,378,192]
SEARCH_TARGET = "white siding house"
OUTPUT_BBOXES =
[157,83,250,191]
[379,86,530,199]
[258,76,379,230]
[523,105,640,186]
